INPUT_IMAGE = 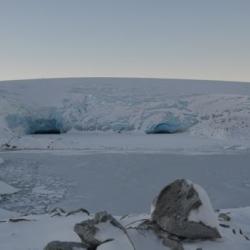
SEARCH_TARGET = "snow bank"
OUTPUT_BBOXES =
[0,213,87,250]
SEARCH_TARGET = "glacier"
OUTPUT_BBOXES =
[2,93,250,141]
[1,78,250,145]
[4,98,197,135]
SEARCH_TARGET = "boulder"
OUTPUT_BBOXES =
[74,211,134,249]
[151,179,221,239]
[44,241,87,250]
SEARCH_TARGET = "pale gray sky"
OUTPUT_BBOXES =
[0,0,250,81]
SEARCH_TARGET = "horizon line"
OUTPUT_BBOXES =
[0,76,250,84]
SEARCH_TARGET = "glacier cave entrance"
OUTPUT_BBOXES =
[32,128,62,135]
[27,118,64,135]
[6,114,66,135]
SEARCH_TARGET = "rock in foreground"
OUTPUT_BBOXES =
[151,179,221,239]
[44,179,221,250]
[74,211,134,249]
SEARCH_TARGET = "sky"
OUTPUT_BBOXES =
[0,0,250,82]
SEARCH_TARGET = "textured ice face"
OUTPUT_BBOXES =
[2,83,250,140]
[5,107,67,135]
[5,108,196,135]
[145,115,197,134]
[4,94,195,135]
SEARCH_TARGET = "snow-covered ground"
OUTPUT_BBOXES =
[1,207,250,250]
[1,78,250,249]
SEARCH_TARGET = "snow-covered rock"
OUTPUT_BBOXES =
[151,179,221,239]
[74,211,134,249]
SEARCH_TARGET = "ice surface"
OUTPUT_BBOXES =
[0,155,66,214]
[1,152,250,215]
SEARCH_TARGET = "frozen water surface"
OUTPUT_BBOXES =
[1,151,250,215]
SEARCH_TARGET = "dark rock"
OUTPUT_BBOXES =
[218,213,231,222]
[151,179,221,239]
[66,208,90,217]
[44,241,87,250]
[74,219,102,248]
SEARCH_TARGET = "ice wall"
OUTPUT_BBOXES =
[1,84,250,141]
